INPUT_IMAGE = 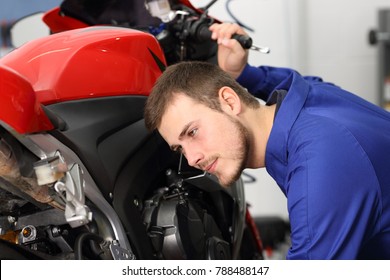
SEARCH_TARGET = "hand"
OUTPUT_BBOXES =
[209,22,249,79]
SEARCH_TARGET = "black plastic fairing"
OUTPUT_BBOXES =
[45,95,149,200]
[44,95,184,259]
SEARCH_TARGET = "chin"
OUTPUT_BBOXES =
[215,159,245,187]
[218,172,242,188]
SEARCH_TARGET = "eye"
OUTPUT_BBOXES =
[188,128,198,137]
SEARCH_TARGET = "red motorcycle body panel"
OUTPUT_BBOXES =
[43,7,89,33]
[0,27,166,133]
[0,65,54,133]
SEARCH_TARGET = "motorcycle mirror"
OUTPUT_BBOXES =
[10,12,51,48]
[145,0,174,22]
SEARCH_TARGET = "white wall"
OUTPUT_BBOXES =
[305,0,390,104]
[192,0,390,220]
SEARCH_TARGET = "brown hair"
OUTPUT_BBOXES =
[144,61,259,131]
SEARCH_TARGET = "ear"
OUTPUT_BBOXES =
[218,86,242,115]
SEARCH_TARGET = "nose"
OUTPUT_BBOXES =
[183,146,204,168]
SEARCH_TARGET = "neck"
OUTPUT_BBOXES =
[243,104,276,168]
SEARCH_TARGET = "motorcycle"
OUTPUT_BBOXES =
[0,0,264,260]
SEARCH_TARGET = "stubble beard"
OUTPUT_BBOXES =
[216,116,250,188]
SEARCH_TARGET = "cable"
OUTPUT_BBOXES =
[225,0,255,32]
[242,171,257,184]
[202,0,219,11]
[74,232,105,260]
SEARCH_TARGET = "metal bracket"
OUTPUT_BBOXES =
[53,163,92,228]
[110,240,135,260]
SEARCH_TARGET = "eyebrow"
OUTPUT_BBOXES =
[179,122,194,139]
[169,121,194,152]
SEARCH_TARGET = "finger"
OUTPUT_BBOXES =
[210,23,246,41]
[221,37,246,54]
[209,23,224,40]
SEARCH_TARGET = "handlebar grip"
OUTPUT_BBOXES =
[232,34,253,49]
[197,25,253,49]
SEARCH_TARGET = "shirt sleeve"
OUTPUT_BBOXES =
[236,64,324,101]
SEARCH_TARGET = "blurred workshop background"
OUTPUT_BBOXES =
[1,0,390,258]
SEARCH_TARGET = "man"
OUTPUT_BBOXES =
[144,23,390,259]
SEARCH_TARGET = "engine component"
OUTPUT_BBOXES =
[34,153,92,228]
[33,156,67,186]
[143,169,231,259]
[0,136,61,209]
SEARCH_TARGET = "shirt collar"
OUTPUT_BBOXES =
[265,71,310,186]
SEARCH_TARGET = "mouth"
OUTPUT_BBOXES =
[204,159,217,174]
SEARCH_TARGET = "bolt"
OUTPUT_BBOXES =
[22,226,32,238]
[7,216,16,224]
[51,227,61,237]
[112,240,119,246]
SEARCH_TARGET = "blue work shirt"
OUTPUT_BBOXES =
[237,64,390,259]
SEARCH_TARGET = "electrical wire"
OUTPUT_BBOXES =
[242,171,257,184]
[202,0,219,11]
[225,0,255,32]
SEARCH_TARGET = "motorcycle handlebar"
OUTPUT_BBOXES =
[197,24,253,49]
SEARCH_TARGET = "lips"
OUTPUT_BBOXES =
[204,159,217,174]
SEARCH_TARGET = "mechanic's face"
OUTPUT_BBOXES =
[159,93,249,187]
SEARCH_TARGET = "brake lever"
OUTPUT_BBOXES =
[232,34,271,54]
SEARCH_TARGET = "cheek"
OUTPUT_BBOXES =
[203,119,236,151]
